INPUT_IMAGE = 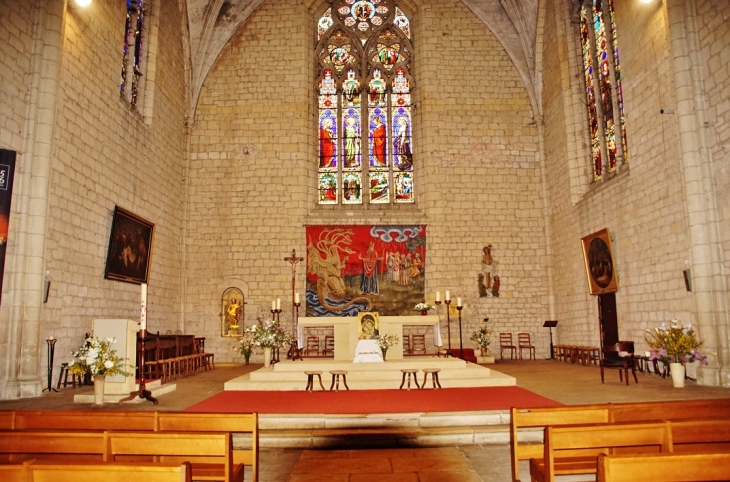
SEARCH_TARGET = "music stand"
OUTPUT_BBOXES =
[543,320,558,360]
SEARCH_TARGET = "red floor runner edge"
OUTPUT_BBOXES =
[185,386,562,414]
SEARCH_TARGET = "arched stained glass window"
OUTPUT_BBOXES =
[579,0,628,182]
[120,0,146,109]
[317,1,414,205]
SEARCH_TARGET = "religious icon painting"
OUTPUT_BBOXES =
[357,311,380,340]
[580,228,619,295]
[392,108,412,170]
[369,171,389,203]
[342,172,362,204]
[319,111,337,169]
[318,173,338,204]
[369,110,388,167]
[305,225,427,316]
[343,109,362,169]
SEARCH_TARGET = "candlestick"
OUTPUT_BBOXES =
[276,298,281,310]
[295,292,300,304]
[43,337,58,393]
[272,300,276,311]
[445,291,450,301]
[140,283,147,331]
[457,304,464,360]
[457,297,462,307]
[435,291,440,302]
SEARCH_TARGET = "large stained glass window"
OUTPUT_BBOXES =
[317,1,414,205]
[579,0,628,181]
[120,0,146,109]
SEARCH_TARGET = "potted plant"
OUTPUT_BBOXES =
[68,336,132,404]
[246,319,292,367]
[413,302,434,316]
[470,325,493,356]
[645,319,707,387]
[236,332,255,365]
[376,334,399,360]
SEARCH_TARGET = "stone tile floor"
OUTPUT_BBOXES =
[2,359,728,481]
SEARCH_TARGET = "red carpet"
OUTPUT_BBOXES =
[185,386,561,414]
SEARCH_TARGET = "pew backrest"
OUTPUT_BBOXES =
[510,405,610,482]
[28,461,192,482]
[0,410,16,430]
[0,462,29,482]
[609,398,730,423]
[13,410,156,431]
[597,452,730,482]
[0,431,108,462]
[669,418,730,452]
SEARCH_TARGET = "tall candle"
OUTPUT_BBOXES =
[445,291,450,301]
[435,291,440,302]
[457,297,462,307]
[140,283,147,330]
[272,300,276,311]
[276,298,281,310]
[295,292,300,304]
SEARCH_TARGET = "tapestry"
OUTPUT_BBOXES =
[305,225,427,316]
[0,149,16,305]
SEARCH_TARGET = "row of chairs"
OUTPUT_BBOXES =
[402,334,426,355]
[499,332,536,360]
[144,340,215,383]
[303,335,334,356]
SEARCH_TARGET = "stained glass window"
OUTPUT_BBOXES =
[579,0,628,181]
[317,1,414,205]
[120,0,146,109]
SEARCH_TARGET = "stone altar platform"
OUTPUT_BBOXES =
[224,357,515,391]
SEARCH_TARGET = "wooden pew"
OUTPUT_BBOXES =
[108,431,243,482]
[0,430,108,462]
[0,462,29,482]
[609,398,730,423]
[13,410,156,431]
[596,452,730,481]
[669,418,730,453]
[0,410,15,429]
[510,405,610,481]
[157,412,259,481]
[529,421,671,482]
[28,461,192,482]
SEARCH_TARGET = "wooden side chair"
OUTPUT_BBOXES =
[518,332,536,360]
[402,334,412,355]
[322,335,335,356]
[411,334,426,354]
[600,341,638,385]
[303,336,320,356]
[499,332,517,359]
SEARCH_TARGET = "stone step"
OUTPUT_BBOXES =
[73,379,177,404]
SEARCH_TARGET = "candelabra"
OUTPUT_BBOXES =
[457,305,464,360]
[43,337,58,392]
[287,302,303,361]
[271,308,282,365]
[444,299,455,357]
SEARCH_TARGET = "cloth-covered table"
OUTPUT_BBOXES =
[353,339,383,363]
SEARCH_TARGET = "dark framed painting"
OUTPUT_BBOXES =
[580,228,618,295]
[104,206,154,284]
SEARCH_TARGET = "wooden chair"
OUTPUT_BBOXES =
[321,335,334,356]
[303,336,319,356]
[600,341,638,385]
[499,332,517,359]
[517,332,535,360]
[411,334,426,354]
[402,334,411,355]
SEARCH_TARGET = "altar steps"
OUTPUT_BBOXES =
[224,357,515,391]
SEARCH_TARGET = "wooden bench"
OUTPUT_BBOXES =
[510,405,611,482]
[609,398,730,423]
[108,431,243,482]
[529,421,671,482]
[12,410,156,431]
[669,418,730,453]
[0,430,108,463]
[28,461,192,482]
[0,461,30,482]
[596,452,730,481]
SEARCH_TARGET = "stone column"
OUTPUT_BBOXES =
[665,0,729,386]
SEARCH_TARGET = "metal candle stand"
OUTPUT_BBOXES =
[271,308,282,364]
[119,329,158,405]
[457,305,464,360]
[444,299,455,357]
[43,338,58,393]
[288,302,303,361]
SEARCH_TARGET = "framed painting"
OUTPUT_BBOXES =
[104,206,154,284]
[580,228,618,295]
[358,312,380,340]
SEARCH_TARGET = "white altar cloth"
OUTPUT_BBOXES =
[353,339,383,363]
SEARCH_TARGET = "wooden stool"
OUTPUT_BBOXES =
[421,368,441,389]
[305,371,325,392]
[329,370,349,391]
[399,368,420,390]
[56,363,82,389]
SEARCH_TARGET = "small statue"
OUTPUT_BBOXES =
[227,298,242,328]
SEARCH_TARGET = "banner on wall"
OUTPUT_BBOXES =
[305,225,427,316]
[0,149,17,304]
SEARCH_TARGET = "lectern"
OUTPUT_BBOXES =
[543,320,558,360]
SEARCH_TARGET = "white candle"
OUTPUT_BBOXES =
[295,292,300,304]
[276,298,281,310]
[445,291,450,301]
[435,291,440,302]
[49,336,55,341]
[272,300,276,310]
[457,297,462,307]
[140,283,147,331]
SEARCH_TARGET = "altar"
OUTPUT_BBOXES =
[297,315,442,361]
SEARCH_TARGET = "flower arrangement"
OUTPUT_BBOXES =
[645,319,707,365]
[470,326,493,349]
[68,336,131,378]
[376,334,400,356]
[413,303,434,312]
[246,320,291,348]
[235,332,255,364]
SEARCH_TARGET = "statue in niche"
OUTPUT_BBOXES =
[478,244,500,298]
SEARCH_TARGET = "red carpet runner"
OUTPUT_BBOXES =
[186,386,561,414]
